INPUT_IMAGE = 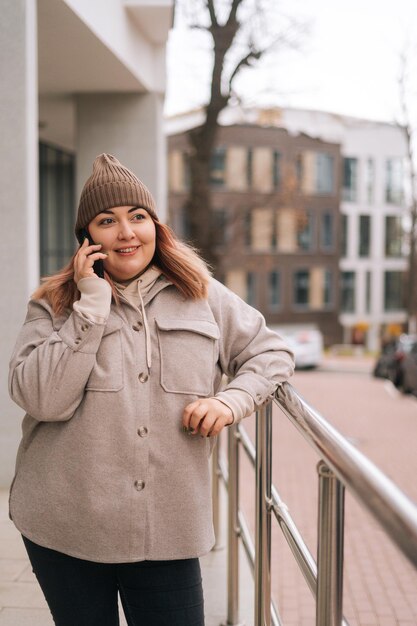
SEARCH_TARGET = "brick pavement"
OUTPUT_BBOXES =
[237,355,417,625]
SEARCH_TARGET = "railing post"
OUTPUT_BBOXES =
[255,402,273,626]
[222,424,244,626]
[212,440,222,550]
[316,461,345,626]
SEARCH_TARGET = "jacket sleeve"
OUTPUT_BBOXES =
[8,299,107,422]
[209,279,295,413]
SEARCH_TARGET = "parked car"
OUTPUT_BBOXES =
[398,340,417,396]
[271,325,323,369]
[373,334,417,387]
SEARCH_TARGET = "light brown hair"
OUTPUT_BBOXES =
[32,218,211,316]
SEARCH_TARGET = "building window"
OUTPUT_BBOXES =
[268,271,281,309]
[341,214,348,257]
[385,216,403,257]
[358,215,371,257]
[244,210,252,248]
[321,212,334,250]
[246,272,256,307]
[39,142,75,276]
[294,270,310,308]
[210,147,226,187]
[183,152,191,190]
[342,157,358,202]
[297,211,314,251]
[341,271,355,312]
[385,158,404,205]
[324,269,333,307]
[316,153,334,194]
[273,151,281,189]
[212,209,230,247]
[247,148,253,189]
[297,152,334,195]
[365,158,374,204]
[384,271,404,311]
[365,271,371,313]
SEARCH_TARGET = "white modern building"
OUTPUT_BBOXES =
[275,108,408,352]
[167,106,408,352]
[0,0,173,486]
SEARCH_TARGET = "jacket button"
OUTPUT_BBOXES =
[132,321,143,331]
[138,372,148,383]
[74,337,81,344]
[256,394,262,402]
[134,480,145,491]
[81,324,89,332]
[137,426,148,438]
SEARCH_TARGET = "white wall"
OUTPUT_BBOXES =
[76,92,167,221]
[0,0,39,487]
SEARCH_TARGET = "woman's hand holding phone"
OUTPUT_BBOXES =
[74,239,108,284]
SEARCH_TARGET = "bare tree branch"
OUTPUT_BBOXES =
[206,0,218,27]
[228,46,262,93]
[227,0,245,26]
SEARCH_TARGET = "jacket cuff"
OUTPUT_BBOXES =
[214,389,255,424]
[73,277,112,324]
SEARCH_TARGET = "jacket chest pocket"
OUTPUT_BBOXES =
[86,318,124,392]
[155,318,220,396]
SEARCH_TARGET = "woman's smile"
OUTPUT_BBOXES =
[115,245,141,255]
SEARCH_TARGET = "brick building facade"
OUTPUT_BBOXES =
[168,124,343,346]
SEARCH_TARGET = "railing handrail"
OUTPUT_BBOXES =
[275,382,417,567]
[213,380,417,625]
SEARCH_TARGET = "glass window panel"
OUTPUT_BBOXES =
[247,148,253,188]
[384,271,404,311]
[324,269,332,306]
[359,215,371,257]
[268,271,281,309]
[341,271,355,312]
[294,270,310,307]
[297,211,314,251]
[321,212,334,250]
[210,147,226,187]
[365,271,371,313]
[385,216,403,257]
[342,157,358,202]
[39,142,75,276]
[273,151,281,189]
[365,158,374,204]
[385,158,404,205]
[341,214,348,257]
[316,153,334,194]
[246,272,256,307]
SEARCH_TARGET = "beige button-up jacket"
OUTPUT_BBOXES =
[8,277,294,563]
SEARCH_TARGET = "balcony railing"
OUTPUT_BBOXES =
[211,382,417,626]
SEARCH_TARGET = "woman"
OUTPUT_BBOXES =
[8,153,294,626]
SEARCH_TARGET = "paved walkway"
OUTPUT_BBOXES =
[0,486,253,626]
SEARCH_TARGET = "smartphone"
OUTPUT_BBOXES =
[77,228,105,279]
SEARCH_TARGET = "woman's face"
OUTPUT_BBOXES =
[88,205,156,281]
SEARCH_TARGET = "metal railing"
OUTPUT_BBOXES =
[211,381,417,626]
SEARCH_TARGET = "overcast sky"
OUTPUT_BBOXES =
[165,0,417,124]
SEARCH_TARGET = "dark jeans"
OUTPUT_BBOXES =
[22,536,205,626]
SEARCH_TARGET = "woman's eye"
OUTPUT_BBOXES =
[99,218,114,225]
[132,213,146,221]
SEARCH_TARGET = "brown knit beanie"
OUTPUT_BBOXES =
[75,153,158,237]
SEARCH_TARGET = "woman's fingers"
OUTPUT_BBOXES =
[74,241,107,282]
[182,399,233,437]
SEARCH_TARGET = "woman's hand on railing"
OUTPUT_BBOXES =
[182,398,234,437]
